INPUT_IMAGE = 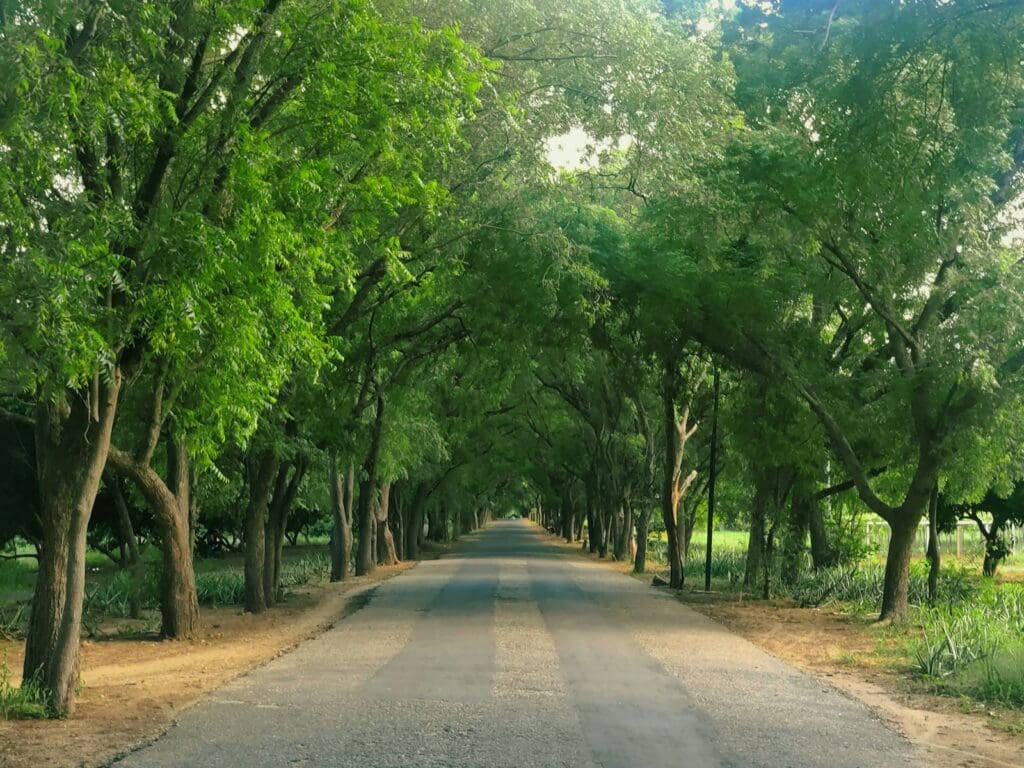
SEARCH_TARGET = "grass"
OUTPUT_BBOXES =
[0,660,49,720]
[911,583,1024,708]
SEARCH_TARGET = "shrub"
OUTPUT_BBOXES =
[195,571,246,606]
[785,561,975,611]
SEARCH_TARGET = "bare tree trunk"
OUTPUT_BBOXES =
[244,449,278,613]
[633,507,650,573]
[926,486,940,605]
[808,493,834,569]
[879,514,921,623]
[24,375,121,715]
[375,482,399,566]
[264,458,305,606]
[108,438,199,638]
[110,475,143,619]
[744,482,767,589]
[356,389,386,576]
[782,482,811,584]
[329,455,354,581]
[584,482,598,553]
[404,481,430,560]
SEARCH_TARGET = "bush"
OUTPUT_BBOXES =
[195,571,246,606]
[280,553,330,587]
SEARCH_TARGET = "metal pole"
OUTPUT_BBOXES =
[705,367,720,592]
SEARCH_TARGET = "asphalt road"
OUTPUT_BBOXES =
[114,520,915,768]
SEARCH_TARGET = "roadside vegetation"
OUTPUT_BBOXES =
[634,527,1024,713]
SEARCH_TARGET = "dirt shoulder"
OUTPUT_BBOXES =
[0,561,416,768]
[543,528,1024,768]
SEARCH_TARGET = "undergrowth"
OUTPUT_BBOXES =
[0,660,49,720]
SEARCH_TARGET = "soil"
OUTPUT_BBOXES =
[0,561,416,768]
[552,532,1024,768]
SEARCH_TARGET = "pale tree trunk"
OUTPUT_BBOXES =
[661,361,700,589]
[329,454,354,581]
[375,482,399,566]
[24,373,122,715]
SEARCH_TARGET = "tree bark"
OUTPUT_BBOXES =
[808,493,834,569]
[244,449,278,613]
[404,481,430,560]
[375,482,399,566]
[782,483,811,584]
[24,374,121,715]
[108,438,199,638]
[110,475,143,619]
[879,514,920,623]
[926,486,940,605]
[744,481,767,589]
[356,388,386,576]
[329,455,354,581]
[633,508,650,573]
[264,458,305,606]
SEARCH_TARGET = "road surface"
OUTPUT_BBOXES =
[115,520,915,767]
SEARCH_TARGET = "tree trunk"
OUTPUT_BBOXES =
[744,483,767,589]
[393,484,406,561]
[926,486,940,605]
[375,482,399,566]
[404,481,430,560]
[110,475,143,619]
[633,508,649,573]
[879,514,920,623]
[561,494,574,542]
[613,501,629,561]
[264,458,305,606]
[24,375,121,716]
[808,493,834,569]
[356,389,386,576]
[329,455,354,581]
[160,503,199,638]
[108,438,199,638]
[244,449,278,613]
[584,480,598,553]
[782,484,811,585]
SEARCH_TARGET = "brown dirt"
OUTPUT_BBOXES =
[0,562,416,768]
[546,529,1024,768]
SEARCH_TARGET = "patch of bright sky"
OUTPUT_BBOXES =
[543,1,736,170]
[544,127,633,171]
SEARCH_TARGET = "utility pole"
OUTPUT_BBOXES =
[704,366,720,592]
